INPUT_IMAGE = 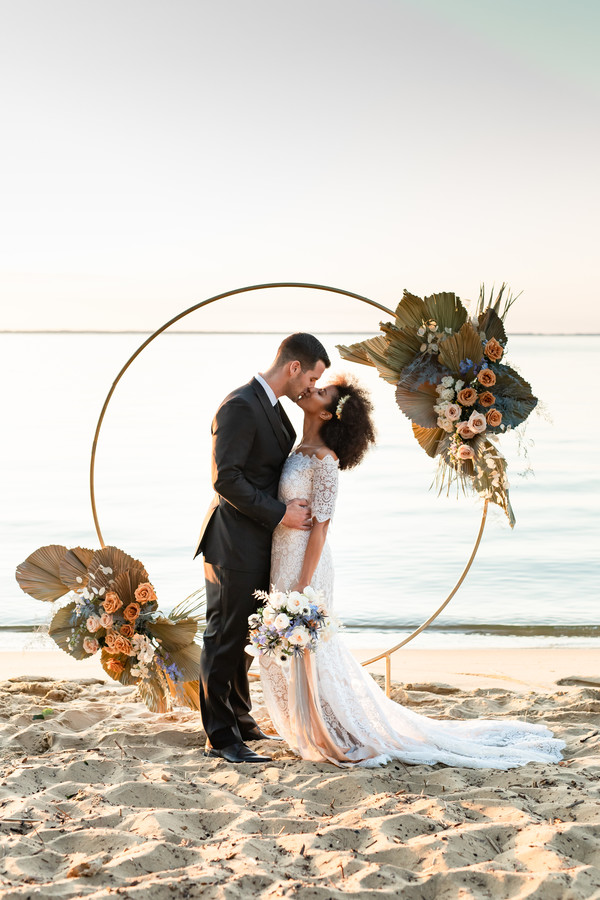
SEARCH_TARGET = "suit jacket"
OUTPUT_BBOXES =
[194,378,296,572]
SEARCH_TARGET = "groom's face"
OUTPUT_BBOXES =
[284,359,327,402]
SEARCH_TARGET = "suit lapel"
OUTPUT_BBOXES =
[250,378,294,454]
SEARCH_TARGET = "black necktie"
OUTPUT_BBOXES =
[275,402,290,442]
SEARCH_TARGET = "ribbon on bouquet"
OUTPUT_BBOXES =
[288,649,351,764]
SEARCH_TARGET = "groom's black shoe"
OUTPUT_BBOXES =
[241,727,283,742]
[204,741,272,763]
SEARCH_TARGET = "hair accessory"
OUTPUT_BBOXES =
[335,393,350,420]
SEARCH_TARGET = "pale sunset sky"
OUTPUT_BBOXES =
[1,0,598,333]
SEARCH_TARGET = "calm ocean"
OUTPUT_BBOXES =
[1,332,598,650]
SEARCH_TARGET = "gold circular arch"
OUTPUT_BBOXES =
[89,281,487,694]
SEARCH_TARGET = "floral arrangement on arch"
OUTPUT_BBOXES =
[338,285,537,526]
[15,544,204,712]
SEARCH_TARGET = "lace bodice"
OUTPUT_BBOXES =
[260,452,566,769]
[268,453,337,601]
[277,452,338,523]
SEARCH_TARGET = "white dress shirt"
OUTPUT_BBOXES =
[255,372,278,406]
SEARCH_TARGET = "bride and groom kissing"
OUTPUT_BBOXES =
[194,333,564,769]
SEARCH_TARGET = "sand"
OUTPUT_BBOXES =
[0,649,599,899]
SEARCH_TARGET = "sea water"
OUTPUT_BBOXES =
[1,332,598,650]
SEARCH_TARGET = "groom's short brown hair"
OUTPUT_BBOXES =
[275,333,331,372]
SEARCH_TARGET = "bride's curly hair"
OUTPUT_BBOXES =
[319,375,376,470]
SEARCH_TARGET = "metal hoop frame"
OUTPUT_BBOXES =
[89,281,487,694]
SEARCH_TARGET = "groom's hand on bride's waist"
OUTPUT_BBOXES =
[281,498,312,530]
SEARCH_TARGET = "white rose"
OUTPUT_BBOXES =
[441,375,454,387]
[302,585,316,601]
[244,644,260,657]
[284,594,304,614]
[273,613,291,631]
[262,606,277,626]
[440,388,453,401]
[288,627,310,647]
[270,591,284,606]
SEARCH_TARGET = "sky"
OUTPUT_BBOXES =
[1,0,598,333]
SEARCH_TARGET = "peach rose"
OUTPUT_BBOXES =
[86,615,101,633]
[123,602,141,622]
[479,391,496,408]
[105,631,118,650]
[134,582,157,605]
[484,338,504,362]
[105,658,125,676]
[467,411,487,434]
[103,591,123,614]
[457,387,477,406]
[456,422,476,440]
[486,408,503,427]
[446,403,461,421]
[457,444,475,461]
[83,637,99,655]
[112,635,133,655]
[100,613,114,629]
[120,623,134,638]
[477,368,496,387]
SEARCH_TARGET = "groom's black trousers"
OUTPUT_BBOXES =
[200,563,269,749]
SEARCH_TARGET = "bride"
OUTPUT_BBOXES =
[259,376,565,768]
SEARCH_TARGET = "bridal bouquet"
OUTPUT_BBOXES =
[246,586,331,665]
[338,285,536,526]
[15,544,204,712]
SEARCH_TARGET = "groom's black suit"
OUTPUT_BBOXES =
[194,378,295,749]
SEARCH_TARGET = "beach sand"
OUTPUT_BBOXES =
[0,648,599,898]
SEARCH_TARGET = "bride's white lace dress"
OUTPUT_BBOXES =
[260,452,565,769]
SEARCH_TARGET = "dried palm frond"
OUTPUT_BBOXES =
[422,292,468,334]
[136,675,170,713]
[393,291,427,330]
[59,547,94,591]
[396,381,439,428]
[493,366,538,428]
[112,568,153,609]
[412,424,446,458]
[88,546,148,592]
[477,308,507,345]
[162,641,202,683]
[168,587,206,628]
[381,324,423,373]
[438,323,484,374]
[48,602,89,658]
[337,335,386,368]
[169,679,201,711]
[146,616,199,652]
[15,545,70,602]
[476,283,521,323]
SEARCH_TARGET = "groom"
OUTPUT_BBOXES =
[194,333,331,763]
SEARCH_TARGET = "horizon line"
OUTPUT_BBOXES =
[2,330,599,336]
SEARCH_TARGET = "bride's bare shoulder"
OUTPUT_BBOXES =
[315,447,338,462]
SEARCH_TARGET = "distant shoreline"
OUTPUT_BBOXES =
[2,331,599,336]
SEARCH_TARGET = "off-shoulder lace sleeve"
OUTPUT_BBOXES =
[312,455,339,523]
